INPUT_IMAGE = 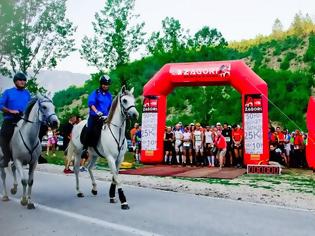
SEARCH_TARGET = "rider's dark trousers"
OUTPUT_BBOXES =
[84,115,100,148]
[0,118,20,167]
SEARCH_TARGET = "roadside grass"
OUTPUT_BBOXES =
[178,177,241,186]
[43,150,139,170]
[176,168,315,195]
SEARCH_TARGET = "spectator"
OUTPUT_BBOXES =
[222,122,233,167]
[192,123,204,166]
[214,130,227,170]
[204,125,215,167]
[46,127,57,156]
[164,127,174,164]
[75,116,82,124]
[232,124,243,168]
[174,123,184,164]
[182,126,192,167]
[275,127,288,166]
[283,129,292,167]
[130,122,139,157]
[135,125,142,163]
[293,130,305,167]
[61,115,77,174]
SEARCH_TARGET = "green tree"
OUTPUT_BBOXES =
[289,12,315,35]
[0,0,76,93]
[147,17,188,55]
[193,26,227,48]
[272,18,283,38]
[80,0,145,80]
[0,0,15,76]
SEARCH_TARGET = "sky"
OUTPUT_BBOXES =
[55,0,315,74]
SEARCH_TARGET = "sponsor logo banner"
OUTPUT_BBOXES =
[143,96,158,113]
[169,63,231,78]
[244,94,263,113]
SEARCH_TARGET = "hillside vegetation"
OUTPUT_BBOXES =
[53,14,315,131]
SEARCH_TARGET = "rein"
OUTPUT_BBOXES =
[19,130,40,163]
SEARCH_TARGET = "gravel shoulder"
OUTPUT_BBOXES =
[36,164,315,211]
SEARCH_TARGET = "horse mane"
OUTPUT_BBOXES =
[106,90,133,124]
[24,97,38,120]
[107,95,118,124]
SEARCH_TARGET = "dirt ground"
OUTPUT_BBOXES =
[36,164,315,211]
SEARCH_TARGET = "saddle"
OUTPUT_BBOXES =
[80,118,105,148]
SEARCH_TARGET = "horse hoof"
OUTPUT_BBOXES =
[110,198,117,203]
[21,197,28,206]
[2,196,9,201]
[27,203,35,209]
[91,189,97,195]
[121,204,130,210]
[10,188,17,195]
[77,193,84,198]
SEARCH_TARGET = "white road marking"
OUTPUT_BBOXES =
[1,194,163,236]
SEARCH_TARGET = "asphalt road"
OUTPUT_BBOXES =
[0,170,314,236]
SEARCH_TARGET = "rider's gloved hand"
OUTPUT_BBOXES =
[96,111,103,117]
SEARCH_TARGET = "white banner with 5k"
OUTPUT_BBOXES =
[244,113,263,154]
[141,113,158,150]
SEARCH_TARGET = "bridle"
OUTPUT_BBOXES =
[20,97,57,126]
[119,92,136,120]
[37,98,58,126]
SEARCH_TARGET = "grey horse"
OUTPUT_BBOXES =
[0,94,59,209]
[67,86,138,210]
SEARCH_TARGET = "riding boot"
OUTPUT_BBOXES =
[0,136,11,168]
[81,133,90,159]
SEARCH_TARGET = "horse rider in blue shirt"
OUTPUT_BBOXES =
[83,75,113,152]
[0,72,31,167]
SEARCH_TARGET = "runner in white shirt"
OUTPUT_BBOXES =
[192,123,204,166]
[182,126,192,166]
[204,125,215,167]
[174,123,184,164]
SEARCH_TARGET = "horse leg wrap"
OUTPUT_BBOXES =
[28,179,33,186]
[109,183,116,198]
[118,188,126,203]
[21,179,27,187]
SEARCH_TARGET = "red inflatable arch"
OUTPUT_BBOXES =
[306,96,315,169]
[141,60,269,165]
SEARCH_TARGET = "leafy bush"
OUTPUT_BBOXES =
[303,34,315,62]
[280,52,296,70]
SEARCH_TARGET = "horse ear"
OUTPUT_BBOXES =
[46,91,52,99]
[121,85,126,94]
[130,87,134,94]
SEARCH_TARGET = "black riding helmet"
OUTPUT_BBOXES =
[13,72,28,82]
[99,75,111,85]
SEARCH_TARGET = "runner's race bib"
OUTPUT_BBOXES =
[183,142,190,147]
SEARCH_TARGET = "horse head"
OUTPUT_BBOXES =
[37,94,59,129]
[119,86,139,120]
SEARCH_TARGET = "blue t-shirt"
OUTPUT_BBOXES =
[88,89,112,117]
[135,130,141,144]
[0,87,31,120]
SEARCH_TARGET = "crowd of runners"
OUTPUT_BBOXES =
[130,122,308,169]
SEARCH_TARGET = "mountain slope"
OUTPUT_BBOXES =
[0,70,89,94]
